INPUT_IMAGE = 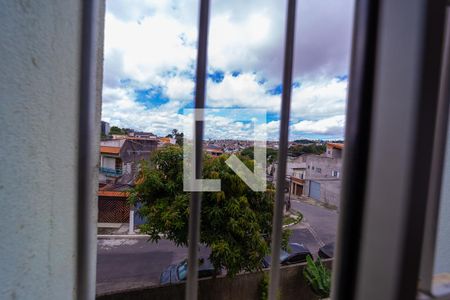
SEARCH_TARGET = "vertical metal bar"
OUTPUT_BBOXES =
[268,1,296,299]
[353,0,446,299]
[186,0,210,299]
[332,0,379,299]
[419,7,450,294]
[77,0,101,299]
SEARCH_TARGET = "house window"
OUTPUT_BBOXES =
[317,168,321,173]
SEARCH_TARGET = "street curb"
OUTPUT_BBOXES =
[283,222,296,228]
[291,198,338,212]
[97,234,150,239]
[282,213,303,228]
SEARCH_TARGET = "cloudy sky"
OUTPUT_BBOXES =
[101,0,355,140]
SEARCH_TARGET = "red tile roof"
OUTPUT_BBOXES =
[100,146,121,155]
[126,137,157,140]
[327,143,344,150]
[98,190,129,197]
[159,137,171,143]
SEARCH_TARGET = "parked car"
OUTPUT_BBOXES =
[318,242,334,259]
[160,258,220,285]
[262,243,311,268]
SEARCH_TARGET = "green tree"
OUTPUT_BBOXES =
[166,129,184,146]
[240,147,278,164]
[288,144,326,157]
[109,126,125,135]
[293,139,315,144]
[129,145,290,276]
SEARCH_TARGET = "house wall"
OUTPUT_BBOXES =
[96,260,333,300]
[303,179,341,205]
[120,139,158,163]
[326,145,343,159]
[290,154,343,206]
[0,1,105,299]
[304,155,342,179]
[292,169,306,179]
[101,139,126,148]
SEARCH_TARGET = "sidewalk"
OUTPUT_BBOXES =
[289,194,339,211]
[97,223,164,239]
[98,223,133,235]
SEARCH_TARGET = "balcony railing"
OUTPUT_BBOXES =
[99,167,122,177]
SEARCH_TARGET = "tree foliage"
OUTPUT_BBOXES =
[166,129,184,146]
[129,145,290,276]
[303,256,331,298]
[288,144,326,157]
[240,147,278,164]
[109,126,125,135]
[293,139,316,144]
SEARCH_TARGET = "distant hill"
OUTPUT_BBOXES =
[293,139,316,144]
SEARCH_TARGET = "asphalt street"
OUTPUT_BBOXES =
[96,238,208,294]
[96,198,339,294]
[290,198,339,245]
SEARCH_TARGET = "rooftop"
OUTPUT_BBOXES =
[100,146,121,155]
[327,143,344,150]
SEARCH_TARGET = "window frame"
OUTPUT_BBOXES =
[76,0,450,299]
[332,0,449,299]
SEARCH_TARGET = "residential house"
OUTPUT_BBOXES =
[128,131,157,139]
[288,143,344,206]
[158,137,176,147]
[205,144,224,157]
[98,137,158,223]
[290,163,307,196]
[325,142,344,159]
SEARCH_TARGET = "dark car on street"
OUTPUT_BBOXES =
[318,242,335,259]
[262,243,311,268]
[160,258,220,285]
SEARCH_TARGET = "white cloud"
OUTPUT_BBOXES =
[101,0,354,139]
[165,76,195,101]
[104,0,354,86]
[208,12,274,73]
[207,73,347,120]
[104,12,197,87]
[291,78,347,119]
[102,87,189,135]
[107,0,170,21]
[291,115,346,135]
[207,73,280,109]
[102,70,347,138]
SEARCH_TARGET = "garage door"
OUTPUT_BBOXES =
[98,197,130,223]
[295,184,303,196]
[309,181,321,200]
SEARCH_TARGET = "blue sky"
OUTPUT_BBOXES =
[101,0,354,140]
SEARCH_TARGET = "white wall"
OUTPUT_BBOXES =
[0,1,104,299]
[101,139,125,147]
